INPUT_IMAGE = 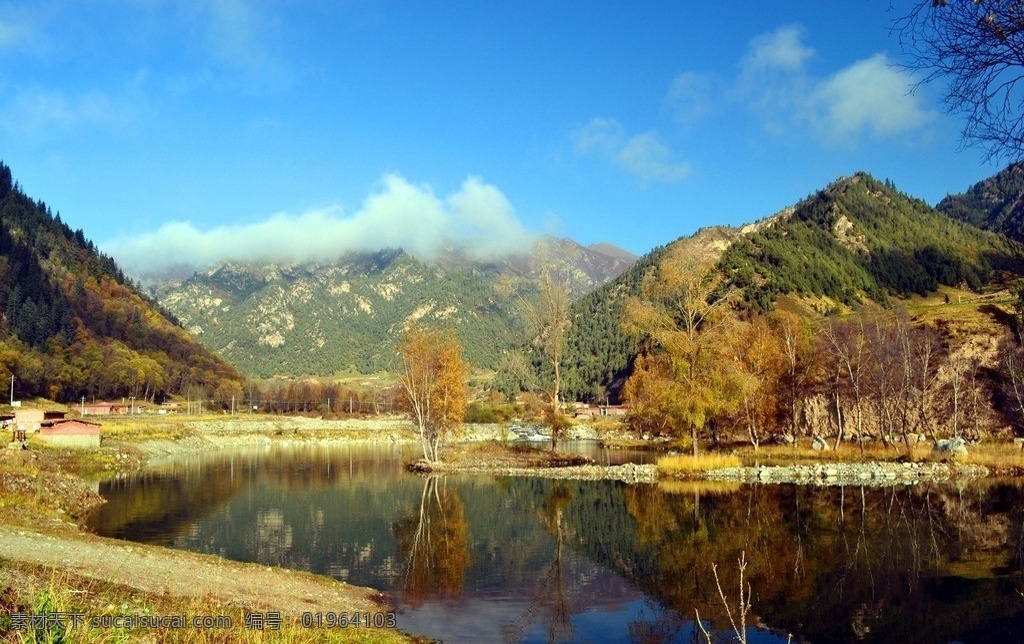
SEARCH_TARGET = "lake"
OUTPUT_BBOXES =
[86,443,1024,643]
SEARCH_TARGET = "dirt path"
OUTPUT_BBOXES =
[0,526,389,617]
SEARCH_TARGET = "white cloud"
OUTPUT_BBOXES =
[810,53,932,143]
[741,25,813,74]
[571,117,625,155]
[617,133,691,183]
[572,118,690,184]
[738,26,932,144]
[104,174,537,280]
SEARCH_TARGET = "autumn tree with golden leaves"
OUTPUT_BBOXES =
[397,323,469,463]
[622,246,751,456]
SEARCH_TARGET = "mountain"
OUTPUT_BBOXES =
[557,224,761,402]
[152,238,635,379]
[936,162,1024,242]
[0,162,243,404]
[720,173,1009,309]
[586,242,640,264]
[557,172,1018,402]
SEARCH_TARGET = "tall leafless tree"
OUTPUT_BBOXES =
[896,1,1024,161]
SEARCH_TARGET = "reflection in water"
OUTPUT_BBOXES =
[87,444,1024,643]
[393,476,471,606]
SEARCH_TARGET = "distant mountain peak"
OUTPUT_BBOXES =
[586,242,640,263]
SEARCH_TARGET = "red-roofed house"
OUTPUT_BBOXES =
[38,420,101,448]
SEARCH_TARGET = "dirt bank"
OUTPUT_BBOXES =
[0,526,390,617]
[0,433,404,641]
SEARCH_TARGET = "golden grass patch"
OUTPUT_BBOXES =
[657,452,743,476]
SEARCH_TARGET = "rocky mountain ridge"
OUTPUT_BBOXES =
[153,238,637,378]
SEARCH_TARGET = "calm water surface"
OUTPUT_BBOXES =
[87,443,1024,643]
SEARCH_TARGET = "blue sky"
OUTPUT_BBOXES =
[0,1,1005,280]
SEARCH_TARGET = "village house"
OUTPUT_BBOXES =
[14,409,65,433]
[38,419,101,449]
[572,403,628,418]
[80,403,118,416]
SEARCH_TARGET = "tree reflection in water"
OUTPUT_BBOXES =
[501,482,577,643]
[620,480,1024,643]
[88,447,1024,642]
[393,475,471,607]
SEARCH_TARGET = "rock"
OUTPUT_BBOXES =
[933,437,968,457]
[812,435,829,451]
[780,434,795,445]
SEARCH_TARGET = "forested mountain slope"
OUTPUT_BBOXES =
[0,162,243,404]
[937,162,1024,242]
[721,173,1007,310]
[558,172,1018,402]
[154,238,635,378]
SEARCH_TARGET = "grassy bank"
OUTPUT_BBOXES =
[0,423,417,643]
[1,564,409,643]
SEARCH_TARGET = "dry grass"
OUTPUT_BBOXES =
[959,442,1024,470]
[728,437,946,466]
[733,438,1024,470]
[95,415,201,442]
[657,452,743,476]
[0,565,411,643]
[904,286,1015,336]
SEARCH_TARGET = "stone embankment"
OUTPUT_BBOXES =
[703,461,989,486]
[417,461,659,484]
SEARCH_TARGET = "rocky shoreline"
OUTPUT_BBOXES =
[701,460,991,486]
[125,419,999,487]
[415,460,659,484]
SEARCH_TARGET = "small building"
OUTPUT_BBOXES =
[599,405,627,417]
[81,403,118,416]
[573,403,596,419]
[38,420,101,448]
[15,409,45,432]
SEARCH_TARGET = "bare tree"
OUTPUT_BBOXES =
[822,317,869,455]
[777,311,813,437]
[522,240,573,450]
[896,1,1024,161]
[1004,332,1024,430]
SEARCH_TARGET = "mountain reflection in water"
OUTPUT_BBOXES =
[87,444,1024,643]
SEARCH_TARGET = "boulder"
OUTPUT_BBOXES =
[811,435,829,451]
[933,437,968,457]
